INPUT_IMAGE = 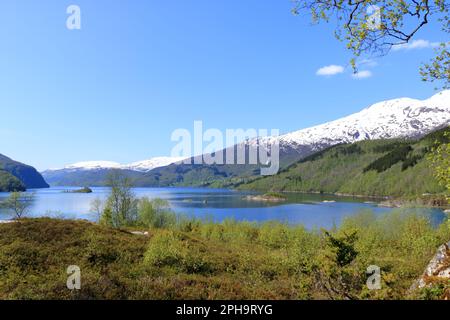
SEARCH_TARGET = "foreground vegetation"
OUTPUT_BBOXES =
[0,209,449,300]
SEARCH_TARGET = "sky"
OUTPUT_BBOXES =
[0,0,447,171]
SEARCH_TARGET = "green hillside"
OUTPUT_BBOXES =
[0,170,25,192]
[237,127,449,198]
[0,153,49,190]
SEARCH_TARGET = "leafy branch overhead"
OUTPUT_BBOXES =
[293,0,450,88]
[428,131,450,198]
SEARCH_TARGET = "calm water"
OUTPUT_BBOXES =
[0,187,446,229]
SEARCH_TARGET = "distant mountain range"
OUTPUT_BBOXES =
[48,156,186,172]
[0,154,49,192]
[42,157,185,187]
[42,91,450,187]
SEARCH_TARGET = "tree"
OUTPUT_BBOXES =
[2,191,35,220]
[90,197,104,222]
[293,0,449,88]
[137,197,175,228]
[428,130,450,199]
[315,230,363,299]
[102,170,138,228]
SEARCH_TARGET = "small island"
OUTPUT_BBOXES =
[244,192,287,202]
[63,187,93,194]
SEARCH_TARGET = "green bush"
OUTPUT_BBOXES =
[258,222,292,249]
[143,230,216,274]
[137,198,176,229]
[144,231,184,268]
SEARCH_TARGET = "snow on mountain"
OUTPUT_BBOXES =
[49,157,186,173]
[121,157,186,172]
[255,90,450,152]
[62,161,122,171]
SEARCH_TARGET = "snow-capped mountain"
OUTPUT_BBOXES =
[49,157,185,173]
[122,157,186,172]
[42,156,187,187]
[254,90,450,153]
[60,161,122,171]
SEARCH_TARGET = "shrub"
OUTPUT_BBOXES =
[144,231,184,268]
[258,222,292,249]
[83,230,121,268]
[137,198,176,229]
[143,230,217,275]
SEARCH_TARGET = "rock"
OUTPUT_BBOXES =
[130,231,149,236]
[378,200,402,208]
[244,195,286,202]
[413,241,450,290]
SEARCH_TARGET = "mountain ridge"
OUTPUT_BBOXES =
[42,91,450,187]
[258,90,450,151]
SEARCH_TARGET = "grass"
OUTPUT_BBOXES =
[0,212,449,300]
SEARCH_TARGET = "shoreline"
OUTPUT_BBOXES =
[239,188,448,209]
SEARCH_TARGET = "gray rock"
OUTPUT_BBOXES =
[130,231,149,236]
[414,241,450,289]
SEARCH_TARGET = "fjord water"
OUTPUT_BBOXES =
[0,187,446,229]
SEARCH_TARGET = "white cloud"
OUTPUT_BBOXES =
[316,65,344,76]
[392,39,440,51]
[352,70,372,79]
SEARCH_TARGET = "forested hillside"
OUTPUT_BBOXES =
[0,153,49,190]
[0,170,25,192]
[237,127,449,198]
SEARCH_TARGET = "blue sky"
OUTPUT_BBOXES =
[0,0,446,170]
